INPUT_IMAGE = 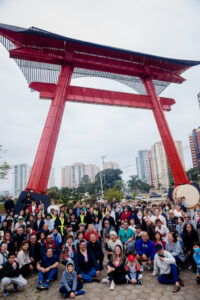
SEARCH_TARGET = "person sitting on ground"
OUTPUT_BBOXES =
[84,224,99,242]
[1,252,27,297]
[36,248,59,290]
[87,233,104,270]
[193,241,200,284]
[61,235,75,265]
[136,231,155,272]
[150,243,184,293]
[59,261,85,298]
[125,254,142,285]
[41,234,60,258]
[105,231,123,260]
[74,240,100,283]
[16,240,34,277]
[25,224,36,240]
[165,232,185,270]
[102,245,126,290]
[135,225,143,242]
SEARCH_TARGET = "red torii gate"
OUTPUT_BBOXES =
[0,24,199,196]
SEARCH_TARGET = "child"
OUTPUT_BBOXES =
[60,261,85,298]
[61,236,76,265]
[125,254,142,285]
[193,241,200,284]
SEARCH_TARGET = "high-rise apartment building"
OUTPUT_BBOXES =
[62,163,100,188]
[47,167,55,189]
[14,164,31,197]
[189,128,200,169]
[151,141,185,189]
[103,162,119,170]
[136,150,152,184]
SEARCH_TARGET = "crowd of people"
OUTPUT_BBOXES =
[1,194,200,297]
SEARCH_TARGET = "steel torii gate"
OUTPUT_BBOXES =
[0,24,199,198]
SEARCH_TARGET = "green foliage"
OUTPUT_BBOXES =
[186,168,199,182]
[0,145,11,180]
[95,168,123,190]
[47,187,60,199]
[131,192,137,199]
[128,175,152,192]
[104,188,123,202]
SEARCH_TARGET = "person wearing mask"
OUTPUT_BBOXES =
[135,212,147,231]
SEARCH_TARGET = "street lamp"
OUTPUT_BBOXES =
[101,155,106,185]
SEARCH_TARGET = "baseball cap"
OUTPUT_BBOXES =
[128,255,135,261]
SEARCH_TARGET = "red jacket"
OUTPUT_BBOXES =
[121,211,131,221]
[29,205,39,214]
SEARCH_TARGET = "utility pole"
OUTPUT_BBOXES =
[99,169,104,200]
[101,155,106,186]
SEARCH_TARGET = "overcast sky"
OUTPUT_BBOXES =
[0,0,200,194]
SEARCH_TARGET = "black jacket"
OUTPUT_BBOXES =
[2,261,20,278]
[74,249,100,274]
[87,241,104,258]
[33,220,44,232]
[4,200,14,211]
[29,241,41,263]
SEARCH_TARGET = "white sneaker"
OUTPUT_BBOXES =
[110,280,115,290]
[102,277,110,284]
[125,274,130,283]
[140,265,144,272]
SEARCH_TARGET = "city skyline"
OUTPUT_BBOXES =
[0,0,200,193]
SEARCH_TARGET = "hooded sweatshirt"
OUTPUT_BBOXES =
[60,261,77,293]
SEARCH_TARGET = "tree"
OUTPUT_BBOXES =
[80,175,90,185]
[47,187,60,199]
[0,145,11,180]
[104,188,123,202]
[127,175,139,192]
[186,168,199,182]
[95,168,123,190]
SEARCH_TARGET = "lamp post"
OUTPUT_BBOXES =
[101,155,106,186]
[99,170,104,200]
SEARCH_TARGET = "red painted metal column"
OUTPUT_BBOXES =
[143,77,190,186]
[26,64,73,194]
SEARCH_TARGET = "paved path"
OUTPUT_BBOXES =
[1,264,200,300]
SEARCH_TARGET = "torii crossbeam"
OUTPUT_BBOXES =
[0,23,199,195]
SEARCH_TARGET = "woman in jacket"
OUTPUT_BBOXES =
[16,240,34,277]
[182,223,199,271]
[165,232,185,269]
[102,245,126,290]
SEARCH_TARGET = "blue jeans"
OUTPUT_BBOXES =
[81,267,96,282]
[38,268,57,282]
[60,282,83,296]
[158,264,179,284]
